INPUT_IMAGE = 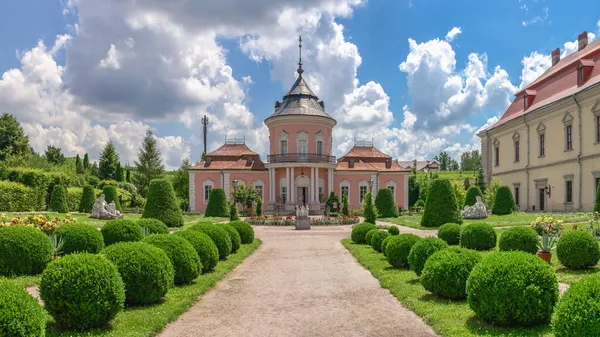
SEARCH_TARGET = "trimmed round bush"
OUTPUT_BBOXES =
[190,223,232,259]
[374,188,398,218]
[464,186,483,207]
[414,199,425,208]
[556,231,600,269]
[460,223,497,251]
[498,226,538,254]
[79,184,96,213]
[438,223,461,245]
[142,179,184,227]
[492,186,517,215]
[204,188,229,217]
[0,226,52,276]
[228,220,254,244]
[381,235,394,257]
[408,237,449,276]
[101,219,144,246]
[40,253,125,330]
[351,222,377,244]
[552,276,600,336]
[174,230,219,273]
[49,184,69,213]
[387,226,400,235]
[55,223,104,254]
[221,224,241,253]
[137,218,169,235]
[421,247,481,299]
[385,234,421,268]
[0,280,46,336]
[143,234,201,285]
[102,185,121,211]
[466,251,558,326]
[365,229,379,246]
[371,231,390,253]
[102,242,174,305]
[421,179,462,227]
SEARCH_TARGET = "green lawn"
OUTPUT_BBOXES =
[11,239,261,337]
[382,212,591,230]
[342,239,553,337]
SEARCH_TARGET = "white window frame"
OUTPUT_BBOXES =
[279,131,288,155]
[297,131,308,155]
[253,180,264,201]
[315,131,324,156]
[203,179,214,204]
[340,180,350,205]
[386,180,397,203]
[359,180,368,203]
[564,174,574,204]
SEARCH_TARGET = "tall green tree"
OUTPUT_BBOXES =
[45,145,65,165]
[133,129,165,196]
[437,151,451,171]
[126,166,131,182]
[460,150,482,172]
[75,154,85,174]
[0,113,31,161]
[172,158,191,205]
[115,162,124,182]
[98,142,120,180]
[476,167,486,194]
[83,153,90,170]
[450,159,459,171]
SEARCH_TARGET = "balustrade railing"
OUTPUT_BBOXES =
[267,153,336,164]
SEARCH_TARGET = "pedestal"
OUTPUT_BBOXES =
[295,216,311,230]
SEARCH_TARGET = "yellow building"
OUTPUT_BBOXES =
[479,31,600,212]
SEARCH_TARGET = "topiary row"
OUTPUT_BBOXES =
[142,179,184,227]
[351,223,377,244]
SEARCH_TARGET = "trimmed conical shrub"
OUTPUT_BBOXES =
[464,186,483,207]
[102,185,121,211]
[142,179,183,227]
[375,188,398,218]
[205,188,229,217]
[49,184,69,213]
[492,186,516,215]
[363,192,377,223]
[79,184,96,213]
[421,179,462,227]
[595,183,600,212]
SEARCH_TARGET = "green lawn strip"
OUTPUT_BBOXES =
[45,238,261,337]
[342,239,552,337]
[2,275,40,288]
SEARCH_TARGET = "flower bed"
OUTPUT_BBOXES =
[246,215,359,226]
[0,212,77,234]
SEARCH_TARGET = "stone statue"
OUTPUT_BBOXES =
[91,194,123,219]
[295,205,310,218]
[295,204,310,230]
[462,196,488,219]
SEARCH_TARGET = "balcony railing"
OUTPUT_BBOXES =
[267,153,336,164]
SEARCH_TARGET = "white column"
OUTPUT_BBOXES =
[315,167,319,202]
[286,167,290,203]
[309,167,314,202]
[290,167,295,203]
[268,169,274,202]
[189,172,196,211]
[328,169,333,196]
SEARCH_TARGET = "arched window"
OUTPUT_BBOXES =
[253,179,264,201]
[386,180,397,203]
[315,131,324,156]
[279,131,288,155]
[203,179,214,204]
[297,131,308,155]
[340,180,350,204]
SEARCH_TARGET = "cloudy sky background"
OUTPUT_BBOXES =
[0,0,599,168]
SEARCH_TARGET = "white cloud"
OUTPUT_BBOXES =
[445,27,462,42]
[99,44,121,69]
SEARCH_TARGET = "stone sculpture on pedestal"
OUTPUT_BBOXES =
[294,205,311,230]
[461,196,488,219]
[91,194,123,219]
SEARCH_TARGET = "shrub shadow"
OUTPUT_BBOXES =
[465,315,552,336]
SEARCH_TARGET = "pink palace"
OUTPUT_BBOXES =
[189,40,409,215]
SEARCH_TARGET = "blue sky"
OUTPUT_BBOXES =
[0,0,599,168]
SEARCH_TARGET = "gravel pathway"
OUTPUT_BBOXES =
[376,221,437,238]
[157,225,438,337]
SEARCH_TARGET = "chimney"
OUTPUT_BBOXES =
[578,31,588,51]
[349,159,355,168]
[412,159,417,169]
[551,48,560,66]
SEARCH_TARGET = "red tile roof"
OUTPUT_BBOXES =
[190,143,266,171]
[206,144,258,157]
[340,146,392,159]
[487,37,600,131]
[336,146,409,172]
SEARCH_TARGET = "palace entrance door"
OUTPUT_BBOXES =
[297,187,308,205]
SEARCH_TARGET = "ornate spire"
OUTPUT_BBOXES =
[297,35,303,75]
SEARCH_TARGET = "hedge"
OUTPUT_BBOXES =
[228,220,255,244]
[421,179,462,227]
[101,219,144,246]
[492,186,517,215]
[189,223,232,260]
[460,223,497,251]
[387,226,400,236]
[467,251,558,326]
[0,181,32,212]
[143,234,201,285]
[0,226,53,276]
[556,231,600,269]
[421,247,481,299]
[102,185,121,211]
[54,223,105,254]
[0,280,46,336]
[221,224,241,253]
[142,179,183,227]
[437,223,461,245]
[407,237,449,276]
[351,223,378,244]
[102,242,174,305]
[49,184,69,213]
[40,253,125,330]
[464,186,483,207]
[375,188,398,218]
[205,188,229,217]
[79,185,96,213]
[552,276,600,336]
[66,187,82,212]
[174,230,219,273]
[381,235,394,257]
[365,229,379,246]
[386,234,421,269]
[498,226,538,254]
[137,218,169,235]
[371,231,390,253]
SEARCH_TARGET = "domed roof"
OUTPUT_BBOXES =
[265,36,336,124]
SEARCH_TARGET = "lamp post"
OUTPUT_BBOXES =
[232,179,238,207]
[368,178,373,194]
